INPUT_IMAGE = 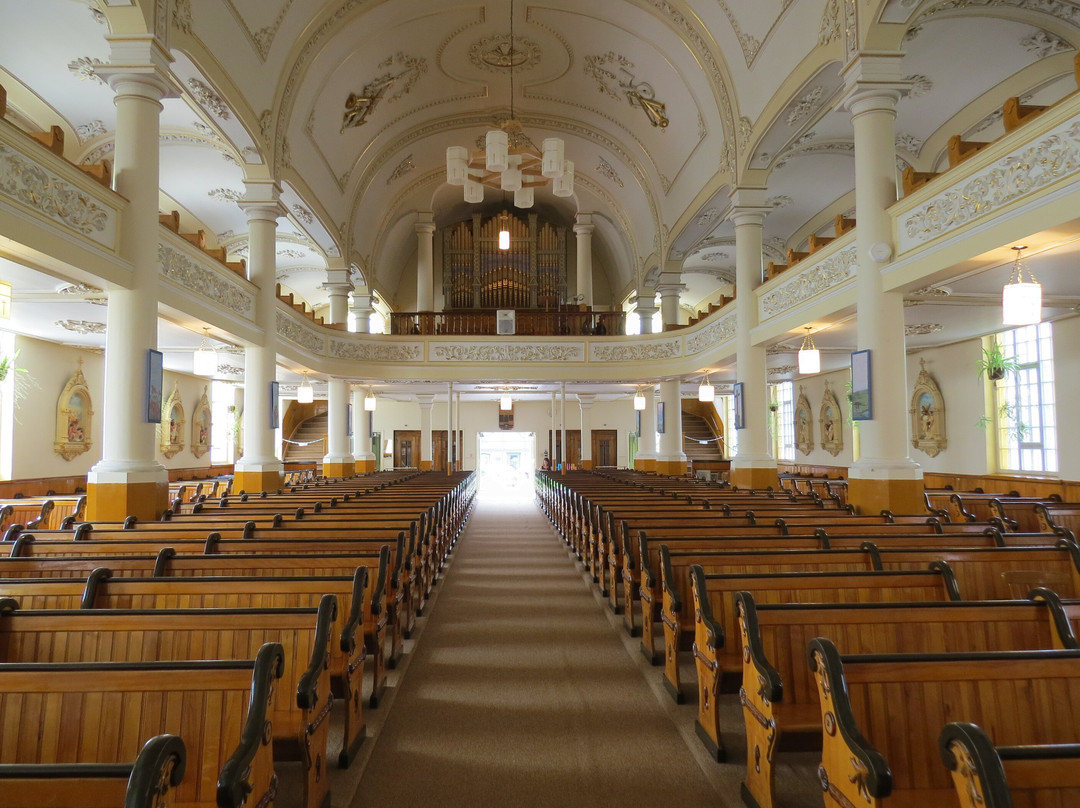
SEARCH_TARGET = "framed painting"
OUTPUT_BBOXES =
[657,401,665,434]
[850,350,872,421]
[733,382,745,429]
[146,349,163,422]
[269,381,280,429]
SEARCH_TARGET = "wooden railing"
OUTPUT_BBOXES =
[390,309,626,337]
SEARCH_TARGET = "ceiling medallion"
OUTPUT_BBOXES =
[469,34,541,72]
[340,53,427,132]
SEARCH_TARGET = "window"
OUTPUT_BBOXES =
[774,381,795,462]
[994,323,1056,473]
[721,394,738,458]
[210,381,236,465]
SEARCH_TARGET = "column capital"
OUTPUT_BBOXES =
[96,35,180,101]
[727,187,771,225]
[655,281,686,295]
[239,180,287,223]
[576,393,596,407]
[417,394,435,409]
[573,212,594,235]
[415,210,436,235]
[839,52,911,114]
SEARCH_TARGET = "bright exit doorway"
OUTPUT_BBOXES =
[476,431,535,502]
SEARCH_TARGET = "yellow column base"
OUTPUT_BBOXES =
[729,467,779,490]
[419,460,433,471]
[87,480,170,522]
[354,458,377,474]
[233,469,285,495]
[634,458,656,472]
[581,459,594,470]
[655,460,689,476]
[847,477,926,516]
[322,462,354,479]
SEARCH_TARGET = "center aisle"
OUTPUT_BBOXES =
[348,495,729,807]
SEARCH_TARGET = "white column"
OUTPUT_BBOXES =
[416,211,435,311]
[321,378,352,475]
[350,290,373,333]
[550,392,558,467]
[727,189,776,489]
[560,383,567,473]
[635,293,658,335]
[87,38,176,521]
[351,388,374,468]
[446,382,454,473]
[578,394,595,468]
[656,276,685,328]
[324,261,353,325]
[635,383,657,470]
[418,395,434,471]
[842,55,923,511]
[656,378,687,474]
[234,181,286,491]
[574,213,594,307]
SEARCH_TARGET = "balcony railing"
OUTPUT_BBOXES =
[389,309,626,337]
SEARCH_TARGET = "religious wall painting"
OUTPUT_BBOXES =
[819,381,844,457]
[160,382,186,459]
[795,386,813,456]
[191,386,211,459]
[910,359,947,457]
[54,359,93,461]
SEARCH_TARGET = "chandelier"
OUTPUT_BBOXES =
[445,0,573,208]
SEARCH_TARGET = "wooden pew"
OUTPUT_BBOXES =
[808,640,1080,808]
[940,721,1080,808]
[0,642,284,808]
[0,733,185,808]
[736,596,1071,808]
[686,565,960,761]
[0,597,338,808]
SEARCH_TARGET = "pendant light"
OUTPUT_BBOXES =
[1002,245,1042,325]
[192,327,217,376]
[697,373,715,402]
[498,210,511,250]
[798,327,820,375]
[364,389,377,411]
[633,389,647,410]
[500,394,513,411]
[297,372,314,403]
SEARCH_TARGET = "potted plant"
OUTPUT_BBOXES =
[976,341,1020,381]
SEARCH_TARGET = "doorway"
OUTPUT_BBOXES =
[476,431,535,502]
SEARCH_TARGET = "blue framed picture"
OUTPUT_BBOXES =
[269,381,280,429]
[733,382,744,429]
[146,349,163,422]
[346,402,353,437]
[657,401,665,434]
[851,350,872,421]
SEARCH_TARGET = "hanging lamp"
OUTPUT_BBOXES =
[633,389,647,410]
[1002,245,1042,325]
[364,389,377,411]
[697,374,715,402]
[500,394,513,411]
[192,327,217,376]
[297,372,314,404]
[798,327,820,375]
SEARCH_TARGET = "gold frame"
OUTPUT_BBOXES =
[191,386,211,459]
[54,360,93,461]
[795,386,813,456]
[819,381,844,457]
[160,382,186,459]
[910,359,947,457]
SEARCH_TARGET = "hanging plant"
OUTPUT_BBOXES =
[976,342,1020,381]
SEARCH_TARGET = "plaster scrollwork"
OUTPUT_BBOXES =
[686,313,736,355]
[0,145,112,240]
[433,343,585,362]
[276,311,327,354]
[591,338,681,362]
[819,0,842,44]
[187,78,231,120]
[158,243,254,319]
[330,339,422,362]
[760,246,857,319]
[900,116,1080,251]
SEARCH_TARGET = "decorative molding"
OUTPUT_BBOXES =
[340,52,427,132]
[596,156,624,188]
[916,0,1080,29]
[387,154,416,184]
[695,208,724,227]
[252,0,293,60]
[187,78,231,120]
[208,187,243,202]
[172,0,193,34]
[468,34,541,71]
[911,358,947,457]
[903,74,933,98]
[895,133,924,153]
[75,120,107,141]
[767,195,793,208]
[905,323,944,335]
[291,204,314,225]
[276,310,327,354]
[433,343,585,362]
[591,338,681,362]
[56,319,106,335]
[584,52,669,129]
[158,243,254,318]
[787,86,824,127]
[686,312,736,354]
[0,144,114,240]
[330,339,422,362]
[769,364,797,375]
[68,56,105,85]
[820,0,842,44]
[1021,28,1072,57]
[760,246,857,319]
[900,115,1080,251]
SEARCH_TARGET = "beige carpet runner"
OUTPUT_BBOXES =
[348,496,729,807]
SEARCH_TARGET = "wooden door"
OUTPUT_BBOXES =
[551,430,582,469]
[592,429,617,468]
[432,430,447,472]
[394,430,420,469]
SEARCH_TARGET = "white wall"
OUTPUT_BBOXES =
[1053,317,1080,481]
[787,367,857,469]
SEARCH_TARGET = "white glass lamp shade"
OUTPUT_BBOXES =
[798,347,820,375]
[500,395,512,411]
[464,178,484,203]
[498,227,511,250]
[633,392,647,411]
[1002,281,1042,325]
[192,345,216,376]
[501,165,522,192]
[486,129,509,173]
[363,394,377,411]
[698,381,715,402]
[542,138,565,178]
[552,160,574,197]
[446,146,469,186]
[297,378,314,404]
[514,186,534,208]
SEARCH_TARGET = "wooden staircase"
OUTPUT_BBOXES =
[682,411,724,463]
[284,411,327,464]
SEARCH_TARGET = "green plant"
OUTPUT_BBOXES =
[976,401,1029,442]
[976,341,1021,381]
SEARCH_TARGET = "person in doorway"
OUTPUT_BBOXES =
[541,456,551,470]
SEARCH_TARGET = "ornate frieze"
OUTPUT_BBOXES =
[0,144,114,245]
[330,339,422,362]
[590,338,681,362]
[686,313,736,355]
[276,310,326,353]
[760,246,857,319]
[900,116,1080,251]
[187,78,231,120]
[432,343,585,363]
[158,242,254,319]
